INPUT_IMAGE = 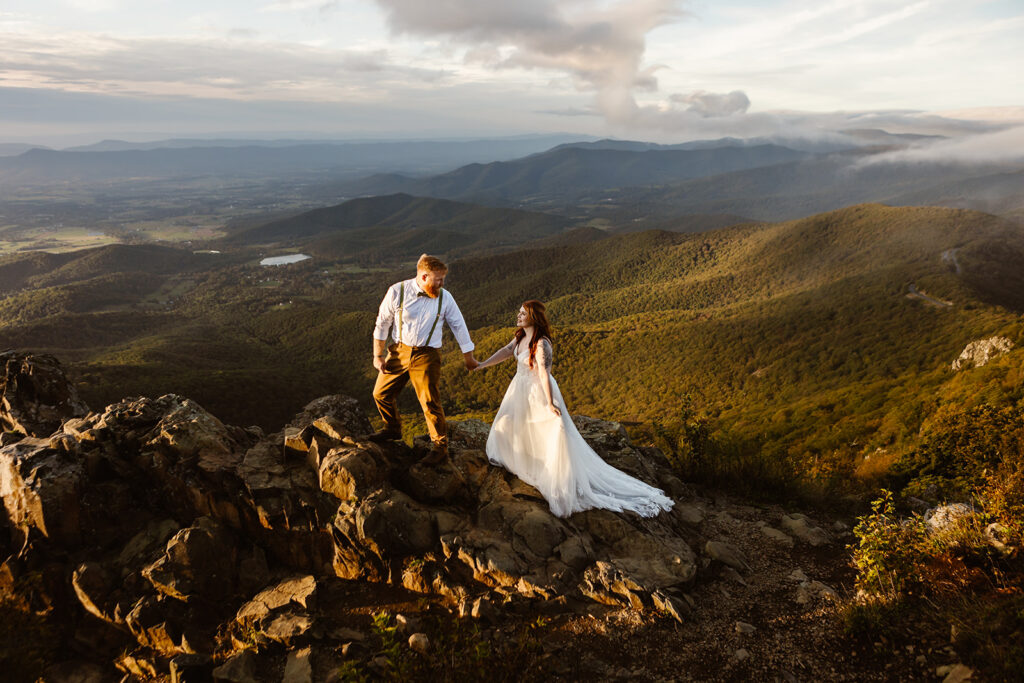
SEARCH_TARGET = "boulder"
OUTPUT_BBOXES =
[0,351,88,437]
[318,444,390,502]
[951,336,1013,371]
[283,647,312,683]
[760,526,795,548]
[286,395,372,437]
[925,504,974,533]
[780,514,830,546]
[0,437,85,545]
[144,396,241,473]
[236,575,318,624]
[705,541,749,571]
[212,650,259,683]
[408,633,430,655]
[71,562,120,625]
[143,518,239,602]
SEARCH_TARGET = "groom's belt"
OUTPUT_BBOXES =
[391,342,440,352]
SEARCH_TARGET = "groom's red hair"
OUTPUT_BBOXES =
[514,300,553,369]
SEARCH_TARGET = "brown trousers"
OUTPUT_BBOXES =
[373,343,447,449]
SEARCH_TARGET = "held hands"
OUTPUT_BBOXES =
[464,354,480,371]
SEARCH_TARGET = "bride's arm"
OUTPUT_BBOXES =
[535,339,561,416]
[474,338,515,370]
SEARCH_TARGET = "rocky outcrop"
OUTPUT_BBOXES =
[1,351,88,437]
[951,336,1014,371]
[1,352,829,680]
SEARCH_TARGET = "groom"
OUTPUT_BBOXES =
[369,254,478,464]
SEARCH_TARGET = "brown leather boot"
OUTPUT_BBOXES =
[419,445,448,465]
[366,427,402,442]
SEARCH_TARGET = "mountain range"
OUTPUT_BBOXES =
[0,135,594,187]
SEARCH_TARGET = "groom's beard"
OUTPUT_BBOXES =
[422,283,441,298]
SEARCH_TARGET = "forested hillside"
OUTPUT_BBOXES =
[1,202,1021,499]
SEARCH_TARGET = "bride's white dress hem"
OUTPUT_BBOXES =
[485,338,674,519]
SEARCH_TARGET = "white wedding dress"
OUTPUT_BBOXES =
[485,337,674,519]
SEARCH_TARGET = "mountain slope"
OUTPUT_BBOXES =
[618,151,1024,221]
[440,204,1024,472]
[225,193,569,261]
[336,144,811,204]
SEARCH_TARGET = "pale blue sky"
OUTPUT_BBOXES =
[1,0,1022,145]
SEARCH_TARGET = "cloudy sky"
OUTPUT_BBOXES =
[2,0,1022,145]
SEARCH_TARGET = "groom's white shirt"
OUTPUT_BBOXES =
[372,277,475,352]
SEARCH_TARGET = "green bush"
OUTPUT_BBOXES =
[851,490,929,599]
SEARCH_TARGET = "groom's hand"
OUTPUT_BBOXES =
[373,355,386,373]
[463,353,479,371]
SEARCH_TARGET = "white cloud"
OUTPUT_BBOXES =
[258,0,340,14]
[857,125,1024,166]
[671,90,750,117]
[0,29,447,101]
[63,0,120,12]
[373,0,686,124]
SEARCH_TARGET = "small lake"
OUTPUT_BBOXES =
[260,254,311,266]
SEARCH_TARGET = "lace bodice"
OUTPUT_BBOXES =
[503,336,553,370]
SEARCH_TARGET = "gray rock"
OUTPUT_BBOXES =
[471,596,497,621]
[71,562,119,624]
[0,437,84,545]
[283,647,312,683]
[0,351,88,437]
[652,589,688,623]
[402,458,468,504]
[705,541,749,571]
[985,522,1013,552]
[760,526,794,548]
[236,575,318,623]
[735,621,756,634]
[287,395,372,437]
[318,444,389,502]
[942,663,974,682]
[925,504,973,532]
[408,632,430,654]
[952,337,1013,371]
[673,503,705,525]
[213,650,259,683]
[143,518,238,602]
[780,515,830,546]
[263,611,312,645]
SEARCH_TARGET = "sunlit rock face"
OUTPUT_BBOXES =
[951,336,1014,371]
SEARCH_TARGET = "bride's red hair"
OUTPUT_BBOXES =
[514,300,553,369]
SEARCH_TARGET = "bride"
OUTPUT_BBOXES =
[474,300,674,519]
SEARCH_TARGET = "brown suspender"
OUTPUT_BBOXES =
[395,283,443,347]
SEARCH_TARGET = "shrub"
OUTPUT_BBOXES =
[851,490,929,599]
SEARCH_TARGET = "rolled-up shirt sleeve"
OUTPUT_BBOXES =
[444,295,475,353]
[372,284,399,342]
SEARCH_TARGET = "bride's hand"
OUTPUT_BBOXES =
[549,403,561,417]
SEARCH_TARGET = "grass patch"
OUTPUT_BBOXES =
[336,611,545,682]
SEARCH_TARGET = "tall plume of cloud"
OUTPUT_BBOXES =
[373,0,713,126]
